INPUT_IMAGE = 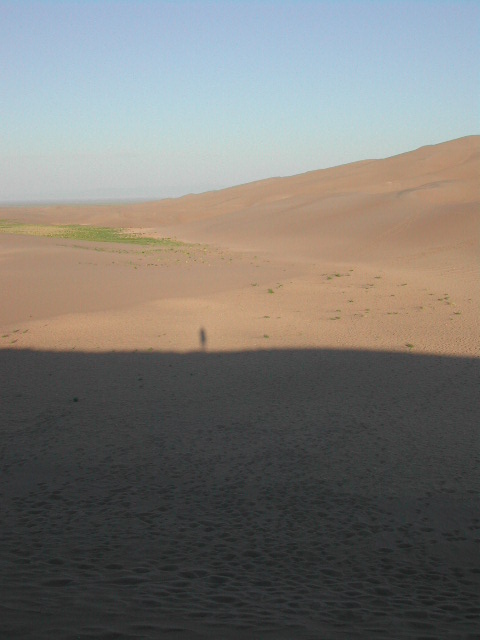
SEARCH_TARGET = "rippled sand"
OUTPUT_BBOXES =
[2,350,479,639]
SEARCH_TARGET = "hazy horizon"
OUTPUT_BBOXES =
[1,134,477,207]
[1,0,478,203]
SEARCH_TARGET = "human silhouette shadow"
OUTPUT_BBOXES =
[199,327,207,351]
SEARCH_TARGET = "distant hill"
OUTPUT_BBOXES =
[1,135,478,264]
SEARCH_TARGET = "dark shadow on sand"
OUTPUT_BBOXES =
[1,348,479,639]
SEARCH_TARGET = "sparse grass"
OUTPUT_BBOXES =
[268,288,274,294]
[438,295,453,305]
[0,220,184,248]
[405,343,414,350]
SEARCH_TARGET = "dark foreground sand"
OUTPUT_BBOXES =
[1,349,479,639]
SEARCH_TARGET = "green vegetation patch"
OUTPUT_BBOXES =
[0,219,184,248]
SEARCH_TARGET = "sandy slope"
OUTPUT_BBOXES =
[1,136,478,356]
[1,135,479,356]
[0,137,479,639]
[2,136,478,265]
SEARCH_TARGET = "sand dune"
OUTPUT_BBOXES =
[1,137,479,638]
[2,136,478,256]
[1,136,478,355]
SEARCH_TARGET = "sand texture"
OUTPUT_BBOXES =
[1,136,479,638]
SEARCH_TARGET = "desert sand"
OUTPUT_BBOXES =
[1,136,479,639]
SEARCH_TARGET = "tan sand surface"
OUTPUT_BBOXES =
[1,137,479,638]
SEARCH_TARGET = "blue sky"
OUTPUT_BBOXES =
[1,0,478,202]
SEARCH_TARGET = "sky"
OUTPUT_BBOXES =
[1,0,478,203]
